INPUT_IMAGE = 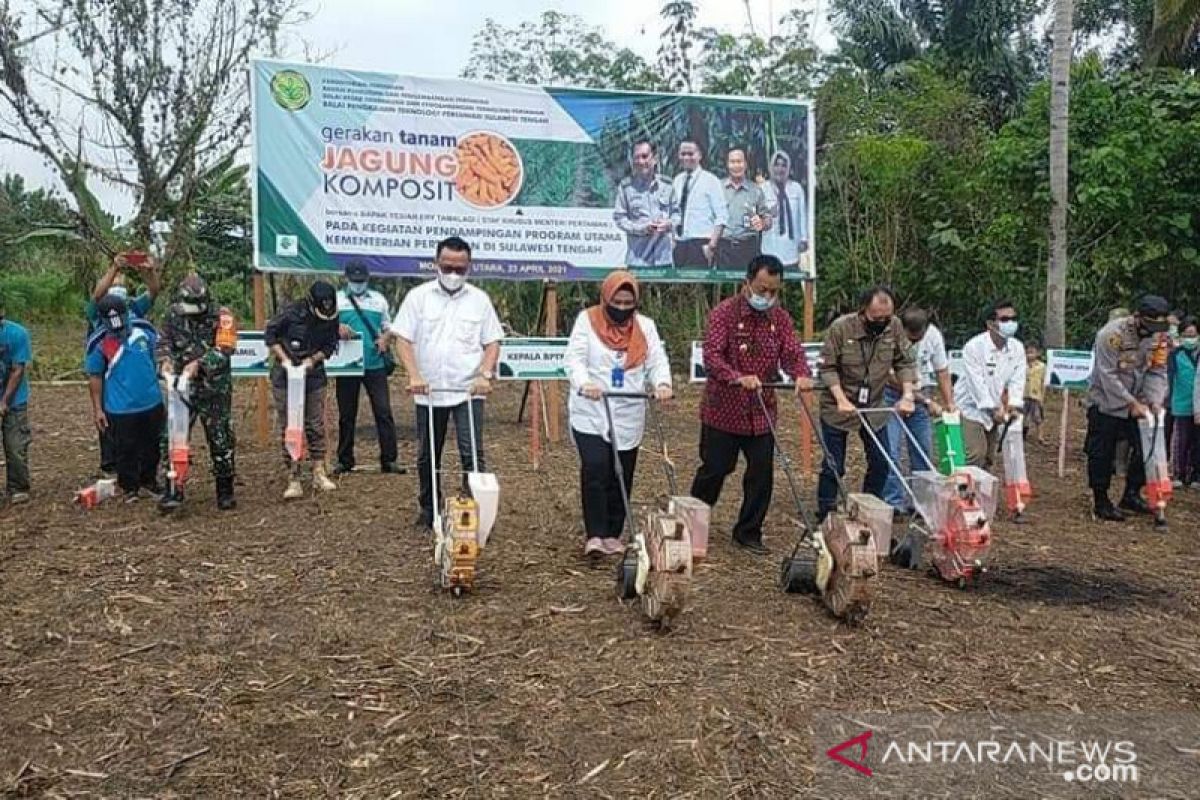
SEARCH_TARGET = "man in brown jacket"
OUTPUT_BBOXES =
[816,286,917,521]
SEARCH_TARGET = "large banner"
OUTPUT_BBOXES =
[251,59,815,283]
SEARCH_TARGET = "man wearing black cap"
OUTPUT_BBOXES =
[1084,295,1171,522]
[264,281,342,499]
[334,261,402,476]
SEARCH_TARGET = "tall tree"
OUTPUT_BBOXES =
[659,1,699,93]
[462,12,661,89]
[0,0,302,265]
[1145,0,1200,66]
[830,0,1042,123]
[696,9,820,98]
[1046,0,1074,348]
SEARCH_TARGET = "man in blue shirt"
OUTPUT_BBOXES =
[86,253,161,475]
[84,294,165,499]
[0,293,32,504]
[334,261,402,475]
[670,140,727,269]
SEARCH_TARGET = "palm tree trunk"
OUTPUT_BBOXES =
[1045,0,1074,348]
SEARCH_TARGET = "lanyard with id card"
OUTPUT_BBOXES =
[854,336,880,407]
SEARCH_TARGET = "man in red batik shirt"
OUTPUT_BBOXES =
[689,255,813,554]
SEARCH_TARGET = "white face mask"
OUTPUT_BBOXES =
[997,320,1019,339]
[348,280,369,296]
[438,270,466,293]
[747,292,776,312]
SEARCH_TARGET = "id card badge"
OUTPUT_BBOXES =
[857,386,870,406]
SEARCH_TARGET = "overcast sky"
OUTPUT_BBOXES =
[0,0,833,218]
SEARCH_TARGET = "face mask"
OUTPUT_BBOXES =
[998,320,1019,339]
[108,285,129,301]
[1139,319,1169,338]
[438,270,466,294]
[1169,324,1179,339]
[105,311,126,333]
[348,280,369,296]
[863,316,890,337]
[748,292,776,312]
[605,305,635,324]
[1181,337,1199,350]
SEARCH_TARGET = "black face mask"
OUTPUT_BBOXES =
[606,305,635,325]
[863,316,891,338]
[1139,319,1169,338]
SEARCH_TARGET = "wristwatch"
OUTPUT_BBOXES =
[481,369,495,380]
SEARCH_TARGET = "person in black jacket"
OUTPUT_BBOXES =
[264,281,341,499]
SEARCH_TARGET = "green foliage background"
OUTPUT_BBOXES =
[4,2,1200,371]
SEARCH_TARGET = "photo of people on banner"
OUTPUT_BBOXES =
[252,60,813,284]
[613,136,810,278]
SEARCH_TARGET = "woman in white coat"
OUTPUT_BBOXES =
[565,270,673,557]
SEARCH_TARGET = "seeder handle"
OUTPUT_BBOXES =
[754,390,819,534]
[854,407,934,523]
[600,394,638,545]
[584,390,678,496]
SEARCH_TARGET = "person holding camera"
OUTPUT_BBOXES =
[86,252,162,475]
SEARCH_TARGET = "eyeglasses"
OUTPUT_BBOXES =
[997,314,1018,322]
[439,265,469,275]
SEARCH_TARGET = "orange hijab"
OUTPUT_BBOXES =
[588,270,648,369]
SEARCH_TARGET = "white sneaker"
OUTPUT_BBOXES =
[9,492,30,505]
[602,538,626,555]
[312,462,337,492]
[283,479,304,500]
[584,537,605,556]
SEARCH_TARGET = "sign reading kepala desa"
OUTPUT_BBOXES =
[251,59,815,283]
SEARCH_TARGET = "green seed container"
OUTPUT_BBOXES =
[935,411,967,475]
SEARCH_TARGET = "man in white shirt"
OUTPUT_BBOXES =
[760,150,808,275]
[392,237,505,530]
[953,300,1027,469]
[670,140,727,269]
[882,307,956,514]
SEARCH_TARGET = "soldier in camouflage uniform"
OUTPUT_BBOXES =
[1085,295,1171,522]
[157,274,237,512]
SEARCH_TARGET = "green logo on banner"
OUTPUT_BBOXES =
[270,70,311,111]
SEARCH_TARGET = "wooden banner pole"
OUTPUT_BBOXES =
[1057,387,1069,479]
[800,280,816,476]
[544,281,562,444]
[531,380,542,470]
[253,271,270,445]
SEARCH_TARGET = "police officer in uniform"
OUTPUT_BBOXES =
[157,275,238,512]
[1085,295,1171,522]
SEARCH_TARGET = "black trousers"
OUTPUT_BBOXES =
[1085,407,1145,500]
[415,400,485,526]
[689,424,774,543]
[335,369,398,468]
[573,429,639,540]
[672,238,710,268]
[716,236,761,271]
[108,404,165,494]
[99,427,118,473]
